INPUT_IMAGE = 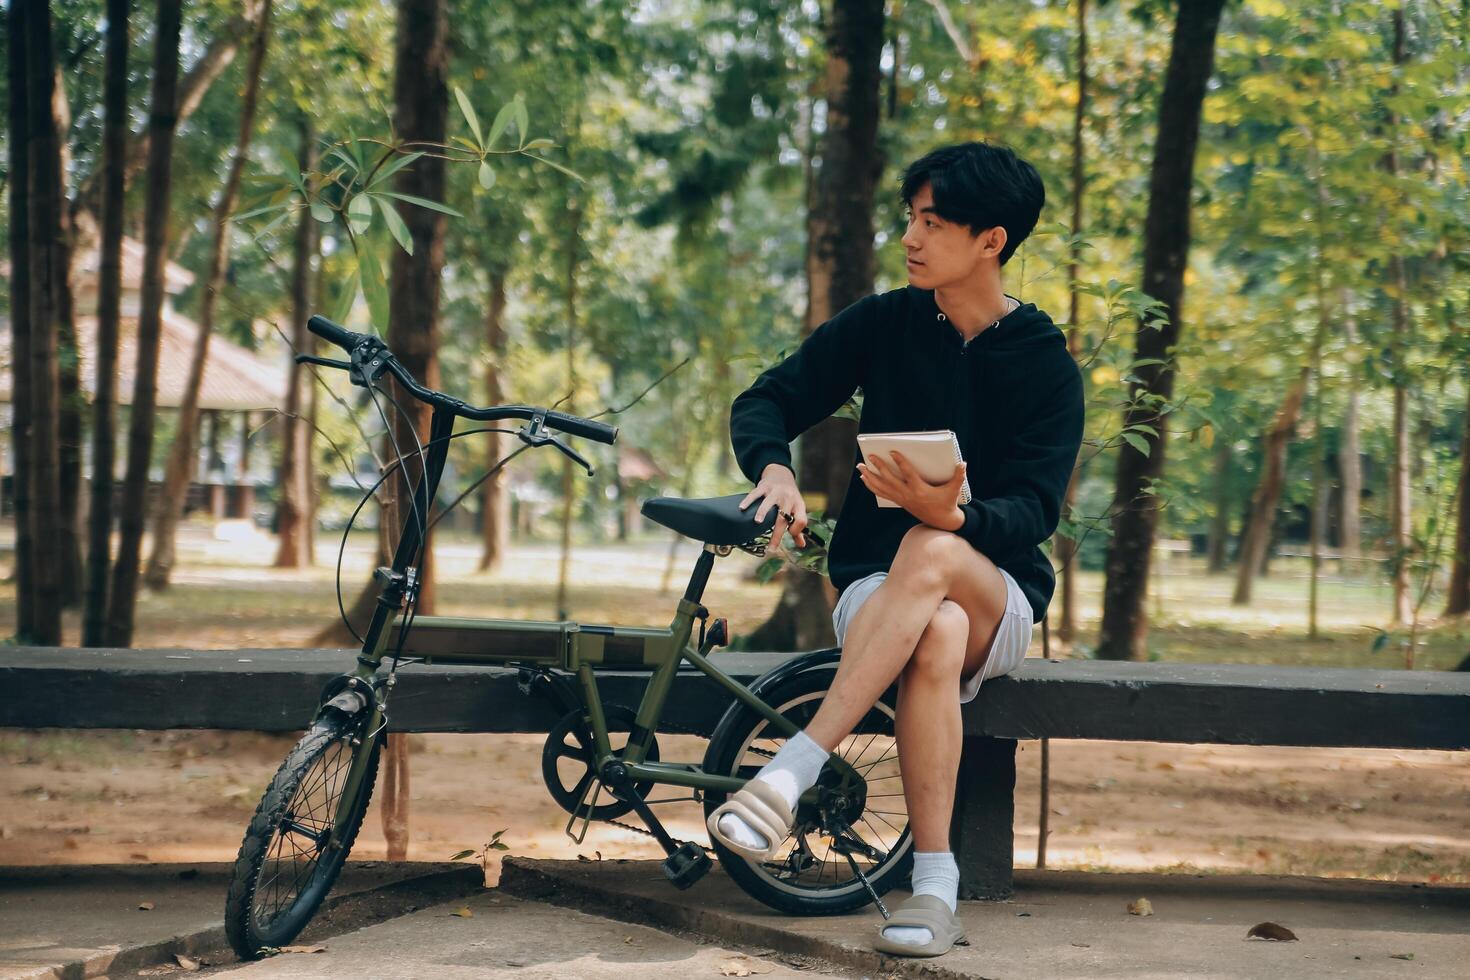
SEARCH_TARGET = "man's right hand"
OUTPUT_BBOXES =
[740,462,808,548]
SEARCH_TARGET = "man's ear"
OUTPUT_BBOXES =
[981,225,1008,260]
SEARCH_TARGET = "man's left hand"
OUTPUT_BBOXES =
[857,451,967,532]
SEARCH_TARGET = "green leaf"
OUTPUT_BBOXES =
[1370,630,1390,653]
[233,202,290,222]
[486,101,516,149]
[454,86,484,148]
[347,194,373,235]
[1120,432,1151,457]
[513,98,528,145]
[368,150,426,188]
[375,197,413,256]
[310,202,334,224]
[523,138,554,152]
[478,160,496,190]
[524,154,584,182]
[448,849,476,861]
[755,557,784,584]
[489,841,509,851]
[332,269,359,324]
[378,191,464,218]
[258,210,292,237]
[357,241,389,329]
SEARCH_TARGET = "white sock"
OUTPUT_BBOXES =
[717,729,828,851]
[883,851,959,946]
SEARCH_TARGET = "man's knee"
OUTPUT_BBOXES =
[904,600,969,681]
[892,526,969,585]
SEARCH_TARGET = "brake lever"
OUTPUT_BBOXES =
[295,353,352,371]
[548,435,595,476]
[517,415,596,477]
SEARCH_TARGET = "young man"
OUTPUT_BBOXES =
[708,141,1084,957]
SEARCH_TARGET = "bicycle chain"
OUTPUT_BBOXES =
[591,702,776,857]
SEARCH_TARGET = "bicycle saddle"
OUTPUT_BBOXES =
[641,493,778,546]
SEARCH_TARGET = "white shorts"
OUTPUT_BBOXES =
[830,566,1034,704]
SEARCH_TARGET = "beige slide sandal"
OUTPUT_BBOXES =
[872,894,969,958]
[705,779,794,863]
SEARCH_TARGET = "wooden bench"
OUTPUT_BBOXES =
[4,648,1467,899]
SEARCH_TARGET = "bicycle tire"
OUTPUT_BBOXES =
[702,664,912,915]
[224,710,382,959]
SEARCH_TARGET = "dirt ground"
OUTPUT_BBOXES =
[2,727,1465,887]
[3,530,1468,888]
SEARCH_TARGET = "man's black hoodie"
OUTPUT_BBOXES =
[730,285,1084,621]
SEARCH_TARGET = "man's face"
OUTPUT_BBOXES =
[900,183,1006,289]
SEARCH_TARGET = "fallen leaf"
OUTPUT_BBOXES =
[577,853,592,862]
[1390,953,1414,961]
[1247,922,1298,942]
[137,900,155,911]
[1127,898,1153,916]
[130,853,150,861]
[280,945,327,954]
[1070,942,1091,948]
[174,953,200,971]
[450,906,473,918]
[1154,761,1175,770]
[63,837,80,850]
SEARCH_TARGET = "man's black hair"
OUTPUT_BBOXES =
[900,141,1045,265]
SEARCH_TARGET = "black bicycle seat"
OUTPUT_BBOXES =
[641,493,778,546]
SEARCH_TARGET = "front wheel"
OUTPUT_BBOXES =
[702,664,911,915]
[224,710,382,959]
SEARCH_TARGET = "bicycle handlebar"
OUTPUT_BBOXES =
[305,315,618,445]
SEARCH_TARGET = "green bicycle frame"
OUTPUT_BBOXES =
[326,404,808,843]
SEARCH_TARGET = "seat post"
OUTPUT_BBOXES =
[682,545,718,604]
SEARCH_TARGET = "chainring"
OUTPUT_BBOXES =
[540,705,659,821]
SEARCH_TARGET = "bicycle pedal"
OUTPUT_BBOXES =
[661,842,712,890]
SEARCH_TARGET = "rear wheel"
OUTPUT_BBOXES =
[224,711,381,959]
[702,666,911,915]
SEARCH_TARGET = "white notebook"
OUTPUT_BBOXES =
[856,430,972,508]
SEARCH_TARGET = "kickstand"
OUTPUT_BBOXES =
[832,833,890,920]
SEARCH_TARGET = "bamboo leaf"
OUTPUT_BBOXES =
[378,191,464,218]
[524,154,584,182]
[332,269,359,324]
[347,194,373,235]
[513,98,528,145]
[454,86,483,148]
[357,242,389,329]
[367,150,426,188]
[523,138,554,152]
[310,202,334,224]
[375,197,414,256]
[486,101,516,149]
[478,161,496,190]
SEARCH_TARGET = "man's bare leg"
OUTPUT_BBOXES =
[714,527,1007,867]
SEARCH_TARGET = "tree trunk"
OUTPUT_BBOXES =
[1205,438,1232,572]
[478,273,510,573]
[744,0,884,652]
[50,69,83,610]
[1338,303,1362,562]
[145,0,274,590]
[105,0,183,648]
[1444,374,1470,616]
[377,0,450,861]
[1232,370,1308,606]
[1055,0,1090,644]
[1096,0,1226,660]
[83,0,130,646]
[26,0,67,646]
[274,121,317,569]
[70,7,257,219]
[555,201,583,621]
[1385,10,1412,625]
[6,0,36,642]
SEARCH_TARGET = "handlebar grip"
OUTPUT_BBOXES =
[546,410,618,445]
[307,315,368,352]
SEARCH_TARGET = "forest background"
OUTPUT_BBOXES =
[3,0,1469,671]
